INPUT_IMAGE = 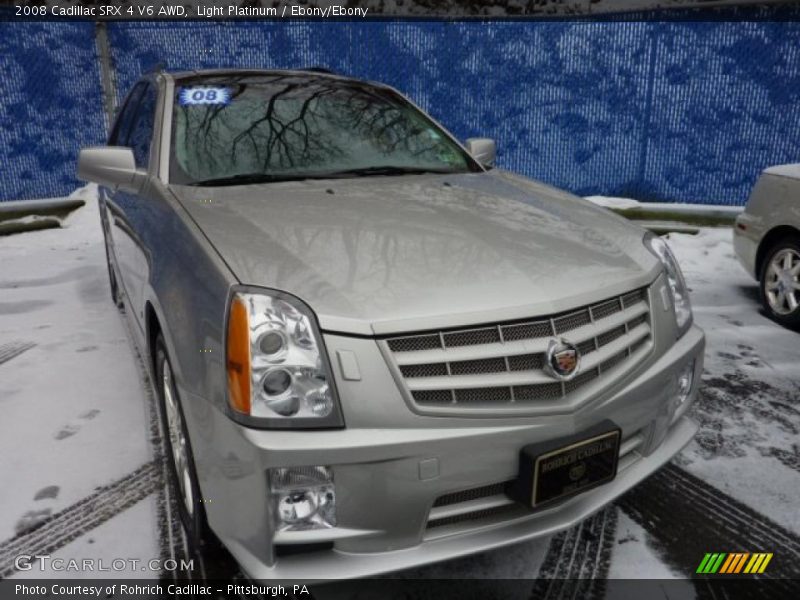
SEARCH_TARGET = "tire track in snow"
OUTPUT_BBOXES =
[0,341,35,366]
[118,305,195,580]
[530,506,617,599]
[619,463,800,587]
[0,462,159,579]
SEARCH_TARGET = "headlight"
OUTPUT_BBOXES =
[644,232,693,337]
[225,288,344,428]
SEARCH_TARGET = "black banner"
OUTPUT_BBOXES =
[2,578,800,600]
[1,0,799,21]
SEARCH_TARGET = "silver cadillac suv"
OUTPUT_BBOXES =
[77,69,704,579]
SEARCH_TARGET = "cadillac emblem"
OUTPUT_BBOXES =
[545,338,581,381]
[569,462,587,482]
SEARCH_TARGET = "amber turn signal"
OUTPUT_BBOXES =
[226,295,251,415]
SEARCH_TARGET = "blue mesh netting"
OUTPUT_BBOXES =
[3,15,800,204]
[0,20,106,201]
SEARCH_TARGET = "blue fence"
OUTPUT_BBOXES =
[3,15,800,204]
[0,20,106,201]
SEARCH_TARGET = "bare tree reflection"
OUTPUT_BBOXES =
[173,74,466,182]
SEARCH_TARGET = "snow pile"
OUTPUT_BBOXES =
[586,195,743,216]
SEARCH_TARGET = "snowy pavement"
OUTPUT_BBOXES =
[1,190,798,587]
[0,186,158,576]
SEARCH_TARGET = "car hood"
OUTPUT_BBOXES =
[172,170,660,335]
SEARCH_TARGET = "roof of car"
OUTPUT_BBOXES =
[162,67,365,84]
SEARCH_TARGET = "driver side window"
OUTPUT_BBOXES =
[109,83,145,147]
[108,81,158,170]
[128,84,158,169]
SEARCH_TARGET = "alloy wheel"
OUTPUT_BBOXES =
[764,248,800,316]
[162,361,194,517]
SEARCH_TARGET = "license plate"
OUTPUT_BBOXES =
[512,422,621,509]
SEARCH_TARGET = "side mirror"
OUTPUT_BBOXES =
[77,147,145,192]
[465,137,496,167]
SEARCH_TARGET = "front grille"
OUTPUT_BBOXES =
[433,481,510,507]
[386,287,652,412]
[426,504,520,530]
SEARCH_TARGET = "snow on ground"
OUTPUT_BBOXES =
[665,228,800,535]
[0,186,156,547]
[608,510,687,581]
[12,497,160,580]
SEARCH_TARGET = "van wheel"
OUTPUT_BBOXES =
[759,237,800,330]
[155,334,208,549]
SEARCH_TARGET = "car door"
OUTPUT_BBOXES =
[105,81,159,333]
[102,82,144,303]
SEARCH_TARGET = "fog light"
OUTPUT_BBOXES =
[677,359,695,405]
[270,466,336,532]
[278,491,318,524]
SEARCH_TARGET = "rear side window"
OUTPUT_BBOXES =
[127,83,158,169]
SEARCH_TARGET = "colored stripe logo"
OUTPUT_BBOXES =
[696,553,773,574]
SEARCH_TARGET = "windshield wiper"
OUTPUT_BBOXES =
[322,166,457,178]
[187,173,315,187]
[187,166,458,186]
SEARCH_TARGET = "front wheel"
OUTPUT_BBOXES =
[759,238,800,330]
[155,334,208,548]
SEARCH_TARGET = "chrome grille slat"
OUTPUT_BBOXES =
[391,302,648,366]
[597,324,626,347]
[407,370,556,391]
[388,288,653,411]
[553,309,592,334]
[428,494,516,522]
[402,323,649,391]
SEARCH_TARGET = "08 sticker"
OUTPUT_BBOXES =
[179,87,231,106]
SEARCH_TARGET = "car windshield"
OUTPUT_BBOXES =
[170,74,480,185]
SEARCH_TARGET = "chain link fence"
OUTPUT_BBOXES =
[0,18,106,201]
[2,10,800,204]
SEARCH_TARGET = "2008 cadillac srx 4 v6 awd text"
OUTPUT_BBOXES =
[77,69,704,578]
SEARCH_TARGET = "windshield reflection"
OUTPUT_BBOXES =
[171,74,478,185]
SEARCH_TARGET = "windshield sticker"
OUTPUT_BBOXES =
[179,87,232,106]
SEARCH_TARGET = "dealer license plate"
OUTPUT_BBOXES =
[528,429,621,508]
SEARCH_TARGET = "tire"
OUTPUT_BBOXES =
[759,236,800,330]
[154,334,209,549]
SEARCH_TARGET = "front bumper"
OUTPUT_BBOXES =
[184,324,704,580]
